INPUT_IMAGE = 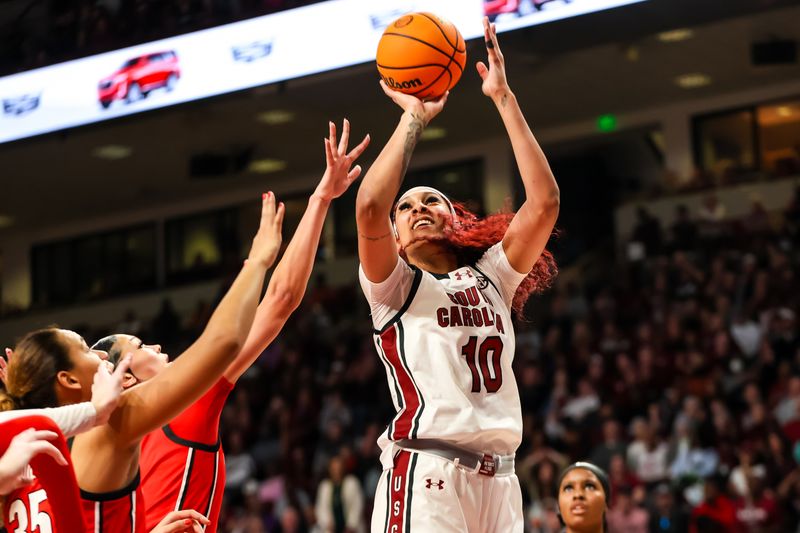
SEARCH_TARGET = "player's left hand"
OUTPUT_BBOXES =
[476,16,510,101]
[314,119,371,202]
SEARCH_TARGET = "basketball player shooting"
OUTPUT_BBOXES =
[356,17,560,533]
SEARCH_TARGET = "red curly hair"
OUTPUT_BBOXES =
[399,201,558,316]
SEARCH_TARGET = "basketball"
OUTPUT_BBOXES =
[376,12,467,100]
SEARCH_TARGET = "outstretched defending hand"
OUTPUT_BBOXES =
[91,354,132,425]
[314,119,371,202]
[149,510,209,533]
[379,80,448,126]
[476,16,510,101]
[0,429,68,495]
[247,191,286,269]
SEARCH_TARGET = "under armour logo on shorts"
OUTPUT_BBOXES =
[425,478,444,490]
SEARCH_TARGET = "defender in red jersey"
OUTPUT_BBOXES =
[0,193,285,533]
[90,120,370,533]
[138,379,231,532]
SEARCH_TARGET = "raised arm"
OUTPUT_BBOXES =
[224,119,369,382]
[479,17,559,274]
[355,82,447,282]
[112,193,285,443]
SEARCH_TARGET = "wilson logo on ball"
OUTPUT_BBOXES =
[394,15,413,28]
[382,76,423,90]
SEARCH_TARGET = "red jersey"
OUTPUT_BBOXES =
[140,377,233,533]
[79,472,146,533]
[1,415,86,533]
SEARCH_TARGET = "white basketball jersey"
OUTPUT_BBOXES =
[360,243,526,460]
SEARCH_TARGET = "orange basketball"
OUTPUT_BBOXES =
[376,12,467,101]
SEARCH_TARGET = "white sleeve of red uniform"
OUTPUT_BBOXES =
[476,242,528,309]
[0,402,97,437]
[358,257,416,329]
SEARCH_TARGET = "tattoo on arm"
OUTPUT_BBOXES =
[401,114,424,175]
[500,93,508,109]
[359,231,393,242]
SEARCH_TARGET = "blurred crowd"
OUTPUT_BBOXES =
[0,0,325,75]
[28,185,796,532]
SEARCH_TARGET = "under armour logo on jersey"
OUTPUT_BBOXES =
[425,479,444,490]
[453,269,473,281]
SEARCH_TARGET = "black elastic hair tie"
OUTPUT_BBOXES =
[486,40,494,49]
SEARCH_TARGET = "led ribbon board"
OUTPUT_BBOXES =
[0,0,647,144]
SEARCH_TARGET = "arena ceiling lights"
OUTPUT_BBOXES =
[0,0,648,145]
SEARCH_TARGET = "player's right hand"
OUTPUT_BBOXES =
[0,429,67,495]
[90,353,132,426]
[380,80,448,126]
[149,510,210,533]
[247,191,285,269]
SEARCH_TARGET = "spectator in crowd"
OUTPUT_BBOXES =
[729,445,767,499]
[589,420,627,473]
[670,204,698,251]
[648,483,690,533]
[734,476,780,532]
[689,474,737,533]
[608,454,642,504]
[314,455,365,533]
[631,206,663,257]
[777,442,800,528]
[225,430,257,501]
[743,199,773,236]
[606,484,648,533]
[562,378,600,424]
[626,419,669,486]
[774,375,800,429]
[697,193,728,242]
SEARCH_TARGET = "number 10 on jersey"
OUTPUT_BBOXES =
[461,336,504,393]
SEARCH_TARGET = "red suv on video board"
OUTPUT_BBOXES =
[484,0,568,20]
[98,51,180,108]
